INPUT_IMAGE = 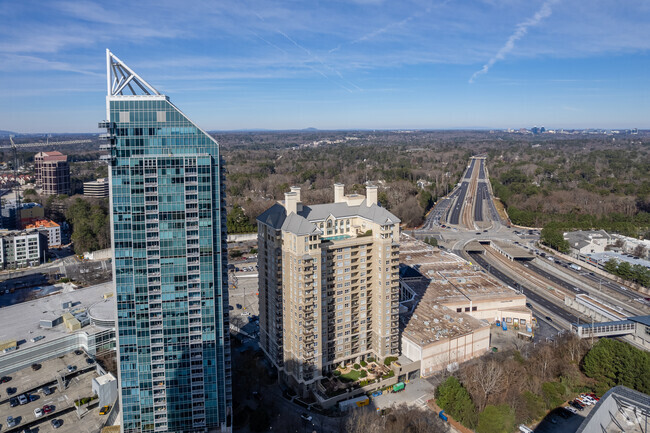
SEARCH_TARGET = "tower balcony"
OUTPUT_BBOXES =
[98,120,113,129]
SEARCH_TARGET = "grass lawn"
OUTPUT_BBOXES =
[340,369,362,382]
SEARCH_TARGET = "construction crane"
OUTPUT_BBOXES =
[0,138,92,150]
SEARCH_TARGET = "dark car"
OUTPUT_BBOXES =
[7,386,17,395]
[571,400,584,410]
[545,316,553,322]
[9,396,19,407]
[51,419,63,429]
[236,304,242,309]
[31,363,41,371]
[86,357,95,365]
[0,376,11,383]
[74,349,83,356]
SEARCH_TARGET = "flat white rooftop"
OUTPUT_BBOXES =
[0,281,114,354]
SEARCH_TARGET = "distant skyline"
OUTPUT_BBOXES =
[1,0,649,133]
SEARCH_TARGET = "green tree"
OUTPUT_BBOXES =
[582,338,650,394]
[418,190,434,212]
[521,391,546,422]
[476,404,515,433]
[540,226,570,253]
[435,376,478,428]
[603,259,619,274]
[226,204,256,233]
[541,381,566,409]
[66,198,110,254]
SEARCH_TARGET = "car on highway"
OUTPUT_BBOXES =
[545,316,553,322]
[525,303,532,309]
[34,407,43,418]
[51,418,63,429]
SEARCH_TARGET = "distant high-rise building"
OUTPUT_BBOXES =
[34,151,70,195]
[83,178,110,198]
[257,184,401,394]
[102,50,231,433]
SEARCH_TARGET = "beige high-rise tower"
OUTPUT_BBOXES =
[257,184,401,392]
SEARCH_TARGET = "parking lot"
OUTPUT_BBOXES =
[0,350,105,433]
[532,398,595,433]
[229,260,260,335]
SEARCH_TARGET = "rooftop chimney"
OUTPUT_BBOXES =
[366,185,378,207]
[284,192,298,215]
[290,186,301,202]
[334,183,345,203]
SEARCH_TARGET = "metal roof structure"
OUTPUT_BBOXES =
[106,49,161,96]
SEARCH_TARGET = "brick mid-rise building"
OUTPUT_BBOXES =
[34,151,70,195]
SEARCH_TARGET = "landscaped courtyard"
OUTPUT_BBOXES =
[320,357,398,398]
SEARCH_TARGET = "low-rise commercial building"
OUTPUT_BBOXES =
[83,178,110,198]
[0,229,47,269]
[564,230,612,256]
[25,219,62,247]
[0,281,116,377]
[399,234,532,376]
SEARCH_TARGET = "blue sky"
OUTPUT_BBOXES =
[1,0,649,133]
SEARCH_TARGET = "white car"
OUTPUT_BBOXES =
[34,407,43,418]
[565,406,578,414]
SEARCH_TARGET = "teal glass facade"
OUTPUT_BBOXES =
[105,95,231,432]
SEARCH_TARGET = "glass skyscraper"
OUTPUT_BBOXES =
[102,50,231,433]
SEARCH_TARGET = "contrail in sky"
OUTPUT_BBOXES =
[469,0,559,83]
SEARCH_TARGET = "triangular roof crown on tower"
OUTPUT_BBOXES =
[106,49,162,97]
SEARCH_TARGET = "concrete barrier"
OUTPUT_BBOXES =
[228,233,257,242]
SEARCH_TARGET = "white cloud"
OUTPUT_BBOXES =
[469,0,559,83]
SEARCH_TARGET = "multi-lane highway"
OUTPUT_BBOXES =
[448,181,469,225]
[464,159,476,179]
[526,261,588,295]
[474,182,489,222]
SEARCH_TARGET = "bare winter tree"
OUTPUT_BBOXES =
[462,359,506,410]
